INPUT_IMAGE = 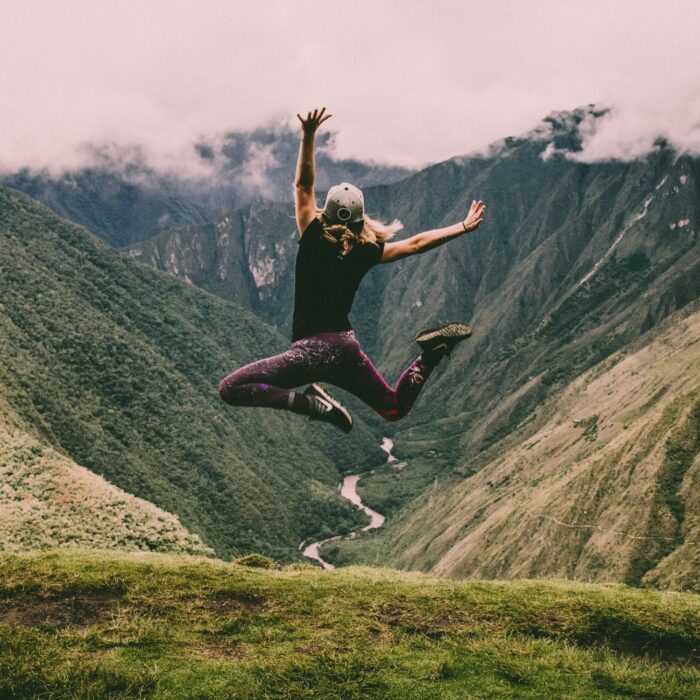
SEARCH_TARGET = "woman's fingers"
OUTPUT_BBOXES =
[462,199,486,231]
[468,200,480,218]
[298,107,331,131]
[313,108,330,126]
[470,200,485,216]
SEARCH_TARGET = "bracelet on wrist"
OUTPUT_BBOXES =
[461,221,468,232]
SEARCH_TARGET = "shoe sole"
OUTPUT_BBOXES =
[415,322,472,349]
[308,383,353,433]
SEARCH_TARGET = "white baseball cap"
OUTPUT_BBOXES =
[322,182,365,225]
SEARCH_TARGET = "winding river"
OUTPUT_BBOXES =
[301,437,399,569]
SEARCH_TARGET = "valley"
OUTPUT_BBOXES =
[1,106,698,590]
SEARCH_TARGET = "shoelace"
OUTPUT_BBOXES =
[406,366,426,385]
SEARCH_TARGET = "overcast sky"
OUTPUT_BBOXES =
[1,0,699,173]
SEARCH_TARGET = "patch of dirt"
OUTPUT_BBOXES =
[0,590,120,629]
[207,589,268,612]
[182,639,248,660]
[368,598,486,639]
[294,640,329,655]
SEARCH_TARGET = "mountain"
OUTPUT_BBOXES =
[124,106,700,588]
[125,106,700,445]
[2,550,699,698]
[5,105,699,588]
[0,125,415,247]
[0,185,385,560]
[325,301,700,592]
[0,166,210,248]
[357,108,699,457]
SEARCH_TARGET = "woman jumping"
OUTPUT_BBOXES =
[218,107,486,432]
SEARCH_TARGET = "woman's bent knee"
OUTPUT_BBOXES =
[218,374,241,403]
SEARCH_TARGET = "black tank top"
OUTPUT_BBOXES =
[291,217,385,341]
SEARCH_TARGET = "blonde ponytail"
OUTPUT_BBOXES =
[319,212,403,256]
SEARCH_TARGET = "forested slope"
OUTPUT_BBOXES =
[0,186,383,559]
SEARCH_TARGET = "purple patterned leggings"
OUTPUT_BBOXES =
[218,330,437,422]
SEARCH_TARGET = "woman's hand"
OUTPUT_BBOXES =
[297,107,332,136]
[462,200,486,232]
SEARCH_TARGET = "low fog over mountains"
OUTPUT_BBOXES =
[1,124,413,247]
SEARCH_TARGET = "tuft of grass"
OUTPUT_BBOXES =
[0,550,699,698]
[234,553,278,569]
[573,414,600,442]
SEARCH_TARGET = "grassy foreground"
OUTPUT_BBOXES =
[1,551,699,699]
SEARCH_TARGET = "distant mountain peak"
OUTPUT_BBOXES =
[541,104,610,134]
[451,104,613,165]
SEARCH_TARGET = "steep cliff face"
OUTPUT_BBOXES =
[126,199,298,334]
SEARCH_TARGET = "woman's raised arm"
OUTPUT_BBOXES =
[380,200,486,263]
[294,107,332,235]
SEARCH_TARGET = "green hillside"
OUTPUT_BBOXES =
[0,186,384,560]
[0,379,212,555]
[1,550,699,699]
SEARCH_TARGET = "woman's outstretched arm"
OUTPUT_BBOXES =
[294,107,332,235]
[380,200,486,263]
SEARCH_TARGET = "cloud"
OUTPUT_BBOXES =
[0,0,699,174]
[570,98,700,162]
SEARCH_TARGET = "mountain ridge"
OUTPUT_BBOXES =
[0,124,415,247]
